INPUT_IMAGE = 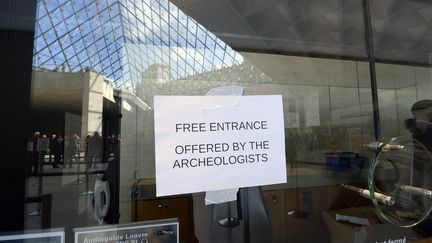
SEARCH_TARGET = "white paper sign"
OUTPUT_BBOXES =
[154,95,287,197]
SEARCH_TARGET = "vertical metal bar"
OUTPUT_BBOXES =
[243,188,250,243]
[41,194,52,229]
[363,0,381,141]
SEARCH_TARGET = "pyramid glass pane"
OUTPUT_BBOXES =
[33,0,270,92]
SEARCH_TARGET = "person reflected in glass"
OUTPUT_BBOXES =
[52,134,62,168]
[406,100,432,151]
[108,134,119,159]
[30,131,41,173]
[86,132,102,169]
[58,135,64,165]
[405,99,432,236]
[405,99,432,183]
[48,133,56,163]
[72,134,81,167]
[39,134,49,163]
[64,134,80,168]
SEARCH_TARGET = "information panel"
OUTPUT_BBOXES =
[74,219,178,243]
[154,95,287,197]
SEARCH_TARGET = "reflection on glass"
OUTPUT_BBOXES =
[25,0,432,242]
[369,136,432,227]
[33,0,250,90]
[29,0,268,236]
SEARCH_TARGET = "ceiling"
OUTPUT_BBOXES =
[171,0,432,65]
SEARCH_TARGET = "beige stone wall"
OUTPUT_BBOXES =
[81,71,104,138]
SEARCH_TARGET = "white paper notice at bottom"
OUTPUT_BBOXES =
[205,188,239,205]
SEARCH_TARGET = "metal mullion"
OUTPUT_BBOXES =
[159,15,170,45]
[109,52,122,70]
[144,2,157,46]
[190,60,200,77]
[202,31,211,71]
[126,4,137,44]
[210,32,218,70]
[104,1,121,73]
[34,20,46,39]
[36,52,64,68]
[34,18,75,56]
[116,2,128,86]
[126,1,136,44]
[81,25,105,50]
[363,0,381,141]
[120,43,131,88]
[203,53,214,71]
[177,63,187,79]
[104,43,120,77]
[177,49,187,77]
[107,64,123,83]
[120,14,132,43]
[183,52,196,77]
[37,38,58,69]
[195,27,206,48]
[70,13,89,63]
[160,33,170,47]
[82,1,102,67]
[134,8,165,48]
[160,51,170,71]
[178,20,189,43]
[71,38,85,69]
[100,39,123,69]
[35,0,49,22]
[84,42,105,68]
[76,52,94,70]
[186,18,196,47]
[43,0,89,22]
[146,45,156,64]
[34,3,113,57]
[88,1,105,72]
[96,10,113,73]
[63,31,85,70]
[137,25,147,45]
[55,0,78,70]
[49,1,64,27]
[42,1,65,67]
[113,31,125,53]
[216,43,227,67]
[175,11,180,49]
[163,3,170,47]
[191,20,198,48]
[71,0,97,25]
[136,41,147,68]
[190,25,199,72]
[143,44,154,76]
[167,3,172,72]
[210,53,217,71]
[51,0,74,23]
[34,25,54,59]
[99,53,114,70]
[81,42,98,67]
[157,1,165,47]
